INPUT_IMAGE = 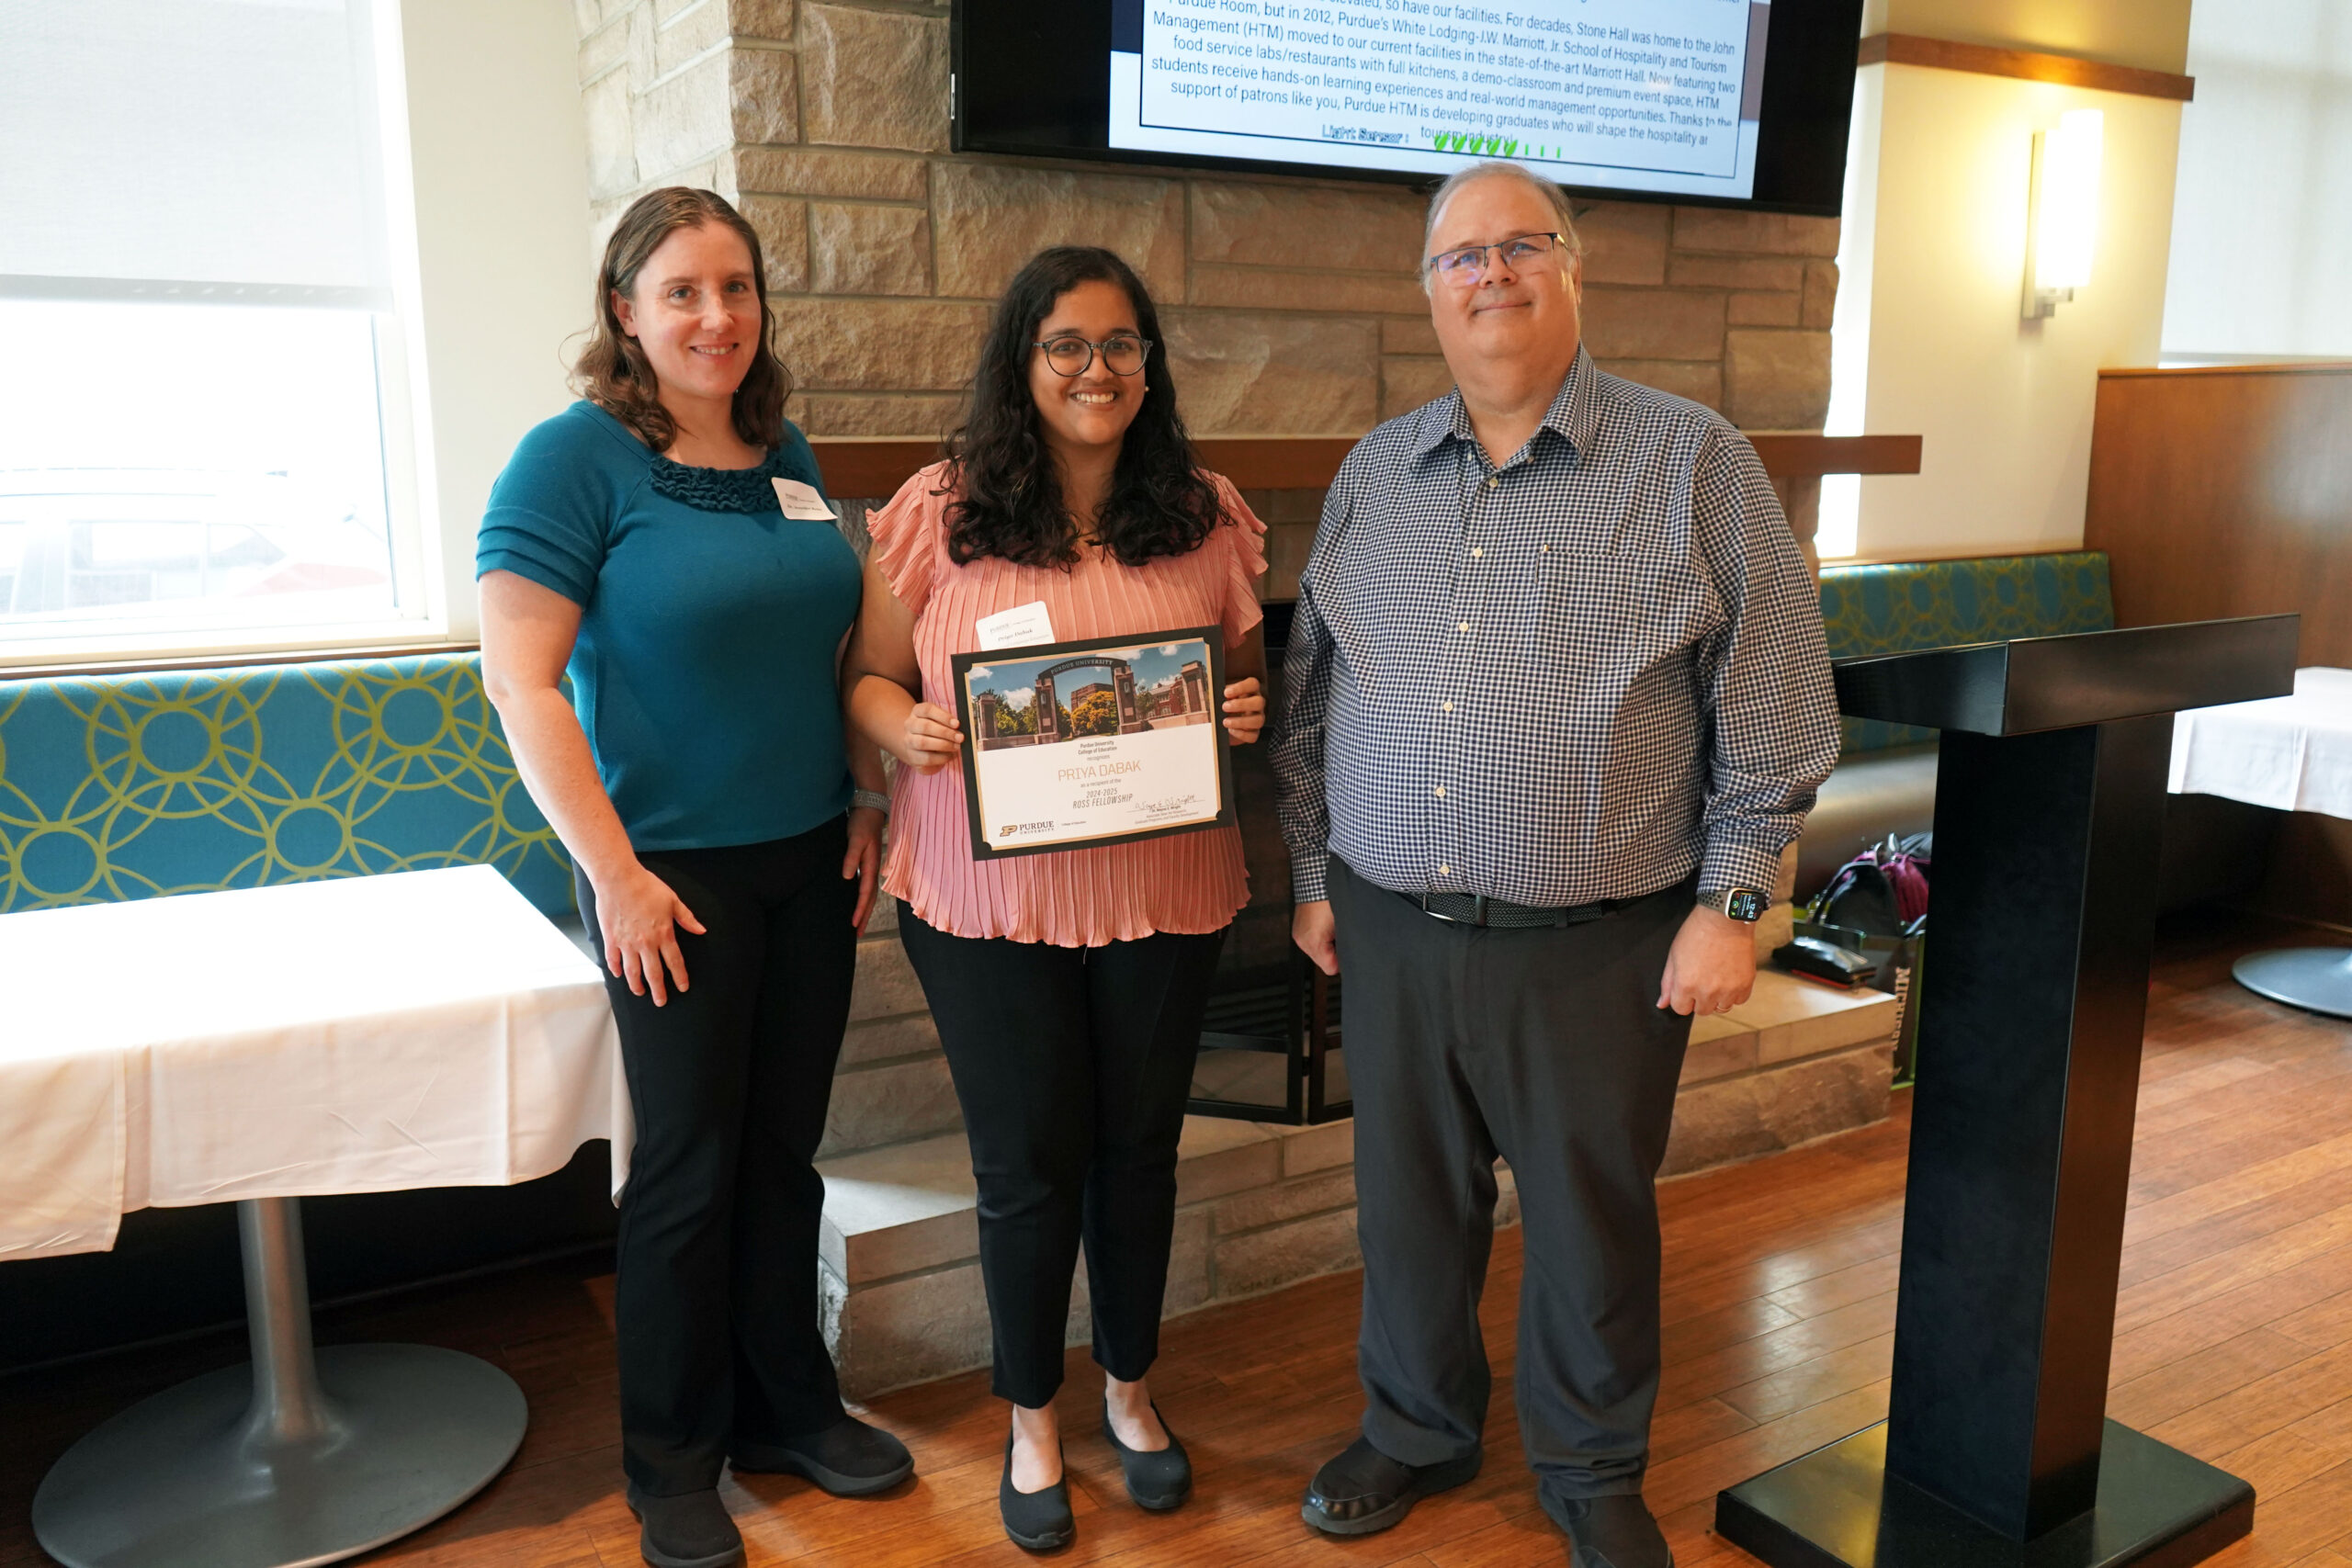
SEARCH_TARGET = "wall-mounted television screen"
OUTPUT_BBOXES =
[953,0,1865,215]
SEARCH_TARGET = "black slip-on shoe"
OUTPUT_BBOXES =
[1300,1435,1483,1536]
[729,1414,914,1496]
[1545,1492,1674,1568]
[1101,1396,1192,1511]
[625,1483,744,1568]
[1000,1434,1076,1551]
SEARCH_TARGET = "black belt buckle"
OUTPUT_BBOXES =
[1419,887,1616,930]
[1419,890,1487,926]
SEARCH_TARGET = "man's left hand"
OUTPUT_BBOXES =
[1657,904,1757,1016]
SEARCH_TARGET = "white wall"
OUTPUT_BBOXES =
[1814,65,1884,558]
[392,0,590,640]
[1840,65,2183,560]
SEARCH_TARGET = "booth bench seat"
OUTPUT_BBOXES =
[1795,551,2117,897]
[1795,550,2273,910]
[0,653,571,918]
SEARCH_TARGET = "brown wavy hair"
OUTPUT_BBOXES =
[942,246,1221,570]
[571,187,792,454]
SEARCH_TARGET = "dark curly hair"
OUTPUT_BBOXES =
[942,247,1222,570]
[571,187,791,454]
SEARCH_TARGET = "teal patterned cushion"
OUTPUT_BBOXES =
[0,653,572,917]
[1817,552,2115,753]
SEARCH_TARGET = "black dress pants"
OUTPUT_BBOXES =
[1327,855,1692,1506]
[898,904,1226,1408]
[576,817,856,1496]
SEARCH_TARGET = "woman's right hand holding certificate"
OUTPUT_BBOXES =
[900,701,966,773]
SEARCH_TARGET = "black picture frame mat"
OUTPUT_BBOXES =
[950,625,1235,862]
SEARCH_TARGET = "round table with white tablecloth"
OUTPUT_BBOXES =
[0,865,628,1568]
[2171,666,2352,1016]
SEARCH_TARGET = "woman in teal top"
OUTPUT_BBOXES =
[477,187,910,1568]
[480,399,854,849]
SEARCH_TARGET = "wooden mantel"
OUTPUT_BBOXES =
[809,433,1923,500]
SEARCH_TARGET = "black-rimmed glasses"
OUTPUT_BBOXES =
[1033,334,1154,377]
[1424,231,1568,287]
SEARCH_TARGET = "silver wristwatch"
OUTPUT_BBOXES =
[852,788,891,816]
[1699,887,1768,922]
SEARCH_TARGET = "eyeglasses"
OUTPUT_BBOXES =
[1423,231,1569,287]
[1033,333,1154,377]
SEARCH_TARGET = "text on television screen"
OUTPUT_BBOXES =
[1108,0,1770,201]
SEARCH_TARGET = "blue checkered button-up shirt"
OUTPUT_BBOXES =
[1271,346,1839,908]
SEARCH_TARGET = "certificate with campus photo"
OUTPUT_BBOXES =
[950,627,1235,860]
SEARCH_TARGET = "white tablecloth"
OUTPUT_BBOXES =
[2171,667,2352,818]
[0,866,628,1261]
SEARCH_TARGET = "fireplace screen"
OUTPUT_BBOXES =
[1184,604,1350,1124]
[1188,959,1350,1125]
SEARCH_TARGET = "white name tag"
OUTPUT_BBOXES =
[772,477,839,521]
[974,601,1057,650]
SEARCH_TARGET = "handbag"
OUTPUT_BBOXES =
[1808,831,1930,937]
[1800,834,1930,1085]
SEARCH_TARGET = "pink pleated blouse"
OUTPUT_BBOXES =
[869,462,1267,946]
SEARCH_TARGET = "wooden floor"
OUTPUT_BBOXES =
[9,910,2352,1567]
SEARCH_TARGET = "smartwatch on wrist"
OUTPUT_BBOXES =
[1700,887,1768,922]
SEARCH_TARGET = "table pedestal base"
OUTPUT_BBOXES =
[31,1198,526,1568]
[31,1344,527,1568]
[2233,947,2352,1019]
[1716,1421,2252,1568]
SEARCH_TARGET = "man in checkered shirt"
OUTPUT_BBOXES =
[1271,163,1840,1566]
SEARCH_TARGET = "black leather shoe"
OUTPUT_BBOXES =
[625,1483,744,1568]
[1300,1435,1482,1535]
[730,1415,913,1495]
[1000,1434,1075,1551]
[1101,1396,1192,1511]
[1546,1493,1674,1568]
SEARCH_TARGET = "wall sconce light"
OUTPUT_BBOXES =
[2024,108,2103,319]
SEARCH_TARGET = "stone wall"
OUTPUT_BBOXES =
[823,894,959,1158]
[571,0,1837,471]
[820,1117,1374,1395]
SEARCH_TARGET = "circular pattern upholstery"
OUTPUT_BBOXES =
[0,655,571,915]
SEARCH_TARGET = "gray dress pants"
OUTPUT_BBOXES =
[1327,855,1693,1503]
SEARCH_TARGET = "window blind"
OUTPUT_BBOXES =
[2162,0,2352,358]
[0,0,391,306]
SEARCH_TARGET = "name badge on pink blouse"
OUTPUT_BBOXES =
[975,601,1056,650]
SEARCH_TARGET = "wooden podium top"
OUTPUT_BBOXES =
[1831,615,2299,735]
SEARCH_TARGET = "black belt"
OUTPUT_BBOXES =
[1413,888,1626,929]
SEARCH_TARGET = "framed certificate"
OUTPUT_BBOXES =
[950,626,1235,859]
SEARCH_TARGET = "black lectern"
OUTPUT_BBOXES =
[1716,615,2299,1568]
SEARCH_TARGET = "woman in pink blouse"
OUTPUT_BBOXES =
[844,247,1266,1551]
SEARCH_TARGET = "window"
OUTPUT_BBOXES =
[0,0,427,660]
[2162,0,2352,361]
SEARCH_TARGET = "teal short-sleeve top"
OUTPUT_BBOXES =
[475,400,861,852]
